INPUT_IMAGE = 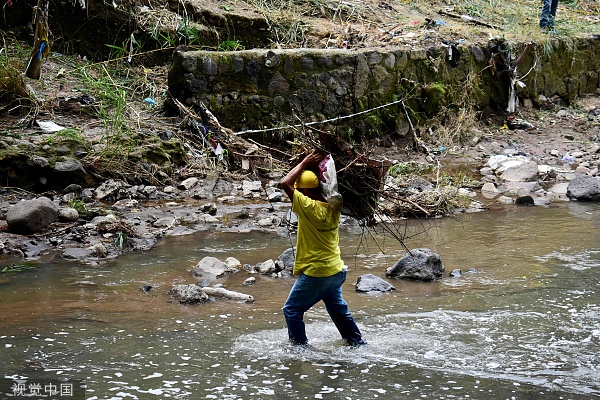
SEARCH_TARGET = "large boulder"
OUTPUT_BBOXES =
[6,197,59,234]
[355,274,396,293]
[500,161,539,182]
[192,256,239,279]
[386,248,445,281]
[566,175,600,201]
[169,284,209,304]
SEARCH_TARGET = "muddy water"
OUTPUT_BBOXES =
[1,202,599,399]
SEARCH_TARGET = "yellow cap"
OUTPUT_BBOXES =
[294,170,319,189]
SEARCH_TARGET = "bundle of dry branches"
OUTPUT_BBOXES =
[290,126,392,220]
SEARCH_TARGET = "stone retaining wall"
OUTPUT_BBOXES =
[168,37,600,136]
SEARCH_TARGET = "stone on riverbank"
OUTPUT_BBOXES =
[566,175,600,201]
[58,207,80,222]
[6,197,59,234]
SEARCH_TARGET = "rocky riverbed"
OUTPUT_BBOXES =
[1,94,599,271]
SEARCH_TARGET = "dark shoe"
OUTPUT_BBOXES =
[289,338,311,348]
[347,339,368,347]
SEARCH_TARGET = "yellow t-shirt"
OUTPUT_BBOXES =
[292,190,344,277]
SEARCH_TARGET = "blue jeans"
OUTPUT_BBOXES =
[283,270,365,346]
[540,0,559,28]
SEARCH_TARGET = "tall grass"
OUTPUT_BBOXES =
[0,38,34,113]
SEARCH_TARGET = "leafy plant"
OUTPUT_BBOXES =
[68,198,88,214]
[217,40,245,51]
[105,35,143,62]
[116,231,127,249]
[177,21,204,46]
[2,263,37,273]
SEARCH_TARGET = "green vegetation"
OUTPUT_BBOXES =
[68,198,88,215]
[0,40,33,112]
[2,263,37,273]
[116,231,127,249]
[43,128,86,145]
[389,161,432,178]
[217,40,245,51]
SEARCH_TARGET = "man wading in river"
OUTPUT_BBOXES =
[280,150,366,347]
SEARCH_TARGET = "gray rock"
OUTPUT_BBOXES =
[567,175,600,201]
[225,257,242,270]
[62,248,96,260]
[192,256,238,279]
[257,217,276,227]
[355,273,396,293]
[268,192,283,202]
[497,195,514,204]
[386,248,445,281]
[285,209,298,226]
[58,207,79,222]
[277,247,296,271]
[63,184,83,194]
[140,285,153,292]
[196,279,211,287]
[95,179,128,201]
[255,259,277,274]
[481,182,500,199]
[243,277,256,286]
[28,155,50,168]
[91,214,118,225]
[500,161,539,182]
[6,197,59,234]
[129,238,156,252]
[163,185,178,194]
[178,177,199,190]
[54,159,85,173]
[242,180,263,192]
[549,182,569,195]
[169,284,209,304]
[504,181,542,195]
[88,243,108,258]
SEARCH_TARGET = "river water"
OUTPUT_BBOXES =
[1,201,599,399]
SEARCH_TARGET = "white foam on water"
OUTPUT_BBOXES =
[231,307,600,396]
[537,249,600,271]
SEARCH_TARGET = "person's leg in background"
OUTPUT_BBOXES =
[540,0,552,28]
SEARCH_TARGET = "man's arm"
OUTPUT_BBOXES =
[281,150,323,200]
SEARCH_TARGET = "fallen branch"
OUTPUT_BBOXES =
[438,10,502,30]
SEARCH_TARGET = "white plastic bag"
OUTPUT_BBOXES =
[318,154,343,210]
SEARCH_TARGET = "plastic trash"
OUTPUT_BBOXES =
[562,152,574,166]
[36,120,65,133]
[318,154,343,210]
[144,97,157,106]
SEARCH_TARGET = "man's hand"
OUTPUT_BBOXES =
[301,150,324,169]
